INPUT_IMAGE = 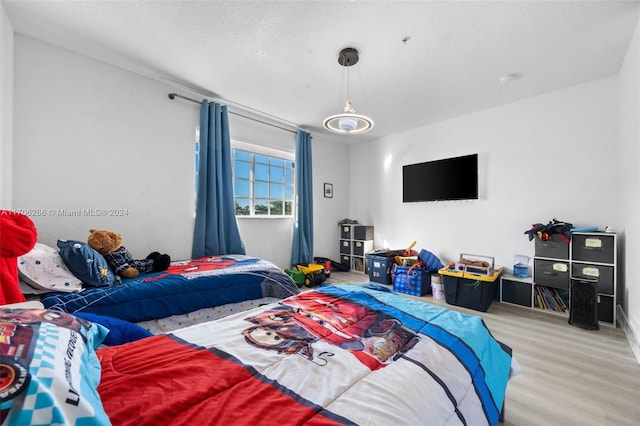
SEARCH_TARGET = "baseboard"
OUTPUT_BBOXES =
[617,305,640,365]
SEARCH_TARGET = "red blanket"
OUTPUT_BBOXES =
[98,334,345,425]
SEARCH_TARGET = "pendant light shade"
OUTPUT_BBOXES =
[323,48,374,135]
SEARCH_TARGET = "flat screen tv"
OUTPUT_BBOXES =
[403,154,478,202]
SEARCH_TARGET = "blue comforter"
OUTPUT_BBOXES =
[97,284,516,425]
[41,255,299,323]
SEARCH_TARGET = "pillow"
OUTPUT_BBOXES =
[57,240,115,287]
[73,312,153,346]
[18,243,84,293]
[0,307,111,425]
[19,278,51,295]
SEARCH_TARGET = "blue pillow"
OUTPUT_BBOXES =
[57,239,115,287]
[73,312,153,346]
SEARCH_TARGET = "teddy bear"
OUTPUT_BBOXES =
[87,228,170,278]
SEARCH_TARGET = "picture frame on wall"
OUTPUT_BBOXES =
[324,183,333,198]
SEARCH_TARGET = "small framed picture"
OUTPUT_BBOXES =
[324,183,334,198]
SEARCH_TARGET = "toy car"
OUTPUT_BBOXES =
[286,263,327,287]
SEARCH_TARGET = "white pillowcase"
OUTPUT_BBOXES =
[18,243,83,293]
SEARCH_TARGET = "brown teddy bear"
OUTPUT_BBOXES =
[87,228,170,278]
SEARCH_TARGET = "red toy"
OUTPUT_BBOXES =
[0,211,37,304]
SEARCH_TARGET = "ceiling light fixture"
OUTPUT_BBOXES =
[323,47,374,135]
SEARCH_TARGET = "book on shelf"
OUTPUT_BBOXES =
[352,257,364,272]
[535,286,568,312]
[535,293,544,309]
[535,287,549,309]
[553,290,569,311]
[541,288,557,310]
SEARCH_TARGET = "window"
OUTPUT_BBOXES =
[232,145,295,217]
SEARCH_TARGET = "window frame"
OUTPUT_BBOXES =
[231,140,295,218]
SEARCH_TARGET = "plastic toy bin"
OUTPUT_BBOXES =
[439,267,502,312]
[365,250,404,284]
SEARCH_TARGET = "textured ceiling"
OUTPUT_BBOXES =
[4,0,640,142]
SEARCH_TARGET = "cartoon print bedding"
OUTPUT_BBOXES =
[0,308,109,425]
[97,284,516,425]
[40,255,299,325]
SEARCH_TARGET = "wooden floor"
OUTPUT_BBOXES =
[326,271,640,426]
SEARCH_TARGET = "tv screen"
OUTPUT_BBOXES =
[403,154,478,202]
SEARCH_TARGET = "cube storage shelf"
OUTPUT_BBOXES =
[500,276,569,316]
[571,232,617,327]
[339,224,373,273]
[500,231,617,327]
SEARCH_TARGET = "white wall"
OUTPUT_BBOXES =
[13,35,198,260]
[230,113,296,267]
[619,14,640,358]
[231,114,351,268]
[0,3,12,208]
[349,77,619,272]
[8,11,639,357]
[309,134,351,262]
[12,35,351,270]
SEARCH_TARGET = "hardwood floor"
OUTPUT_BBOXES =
[325,271,640,425]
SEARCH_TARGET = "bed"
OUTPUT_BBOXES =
[37,254,299,333]
[0,283,518,425]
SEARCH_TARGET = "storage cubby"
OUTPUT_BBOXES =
[571,232,617,326]
[500,231,617,327]
[338,224,373,273]
[500,276,533,307]
[533,284,569,313]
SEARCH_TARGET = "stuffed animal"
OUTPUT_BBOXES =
[87,229,170,278]
[0,210,38,304]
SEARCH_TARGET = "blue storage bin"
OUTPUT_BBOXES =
[366,250,404,284]
[392,265,430,296]
[418,249,444,273]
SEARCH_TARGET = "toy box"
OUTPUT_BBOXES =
[392,265,430,296]
[439,266,502,312]
[365,250,405,284]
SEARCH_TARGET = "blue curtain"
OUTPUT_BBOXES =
[291,130,313,265]
[192,100,245,258]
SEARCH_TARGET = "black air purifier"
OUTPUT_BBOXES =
[569,278,599,330]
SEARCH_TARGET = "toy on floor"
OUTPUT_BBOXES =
[286,263,327,287]
[87,228,170,278]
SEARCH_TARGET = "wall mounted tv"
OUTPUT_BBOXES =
[403,154,478,202]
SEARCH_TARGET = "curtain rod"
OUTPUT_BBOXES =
[168,93,297,134]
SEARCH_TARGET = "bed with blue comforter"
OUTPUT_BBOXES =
[0,284,518,425]
[97,284,518,425]
[40,255,299,331]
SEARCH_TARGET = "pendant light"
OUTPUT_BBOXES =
[323,48,374,134]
